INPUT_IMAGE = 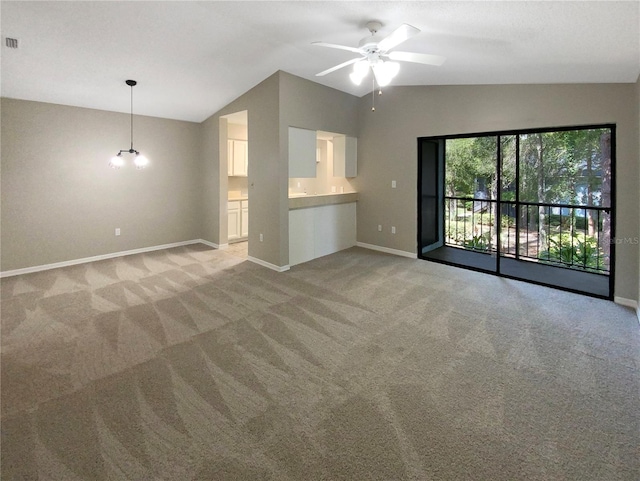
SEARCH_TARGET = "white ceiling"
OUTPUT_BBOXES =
[2,1,639,123]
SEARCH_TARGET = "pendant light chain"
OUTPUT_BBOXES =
[130,83,134,151]
[371,77,376,112]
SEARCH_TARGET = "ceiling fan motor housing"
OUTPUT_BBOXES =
[358,36,383,51]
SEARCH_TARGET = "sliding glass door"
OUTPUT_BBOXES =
[418,125,614,299]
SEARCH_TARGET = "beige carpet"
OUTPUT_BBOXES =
[1,244,639,480]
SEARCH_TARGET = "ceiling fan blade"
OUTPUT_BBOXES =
[377,24,420,52]
[316,57,362,77]
[312,42,362,54]
[388,51,446,66]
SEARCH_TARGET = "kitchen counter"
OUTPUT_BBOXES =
[288,192,358,210]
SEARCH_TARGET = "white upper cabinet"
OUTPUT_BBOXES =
[333,135,357,178]
[228,139,248,177]
[288,127,317,178]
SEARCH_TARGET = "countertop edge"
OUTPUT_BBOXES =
[289,192,358,210]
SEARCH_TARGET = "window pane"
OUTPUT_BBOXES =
[445,137,497,199]
[518,128,611,207]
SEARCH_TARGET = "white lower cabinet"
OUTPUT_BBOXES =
[228,199,248,241]
[228,201,241,241]
[241,200,249,238]
[289,202,356,266]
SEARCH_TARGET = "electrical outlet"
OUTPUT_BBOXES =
[378,225,382,232]
[260,233,264,242]
[115,228,121,236]
[391,226,396,234]
[331,186,336,193]
[392,180,397,188]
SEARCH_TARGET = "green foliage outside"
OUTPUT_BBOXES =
[463,233,491,252]
[538,232,606,272]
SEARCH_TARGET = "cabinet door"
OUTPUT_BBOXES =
[228,201,240,240]
[233,140,248,177]
[241,200,249,238]
[333,136,357,178]
[227,140,234,175]
[288,127,317,178]
[289,208,316,266]
[344,136,357,177]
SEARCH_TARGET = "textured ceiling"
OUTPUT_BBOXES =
[2,1,639,122]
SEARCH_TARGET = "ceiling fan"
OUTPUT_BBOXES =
[313,21,446,87]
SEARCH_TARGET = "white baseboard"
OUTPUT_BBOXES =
[614,296,638,309]
[0,239,221,278]
[199,239,220,249]
[356,242,417,259]
[248,256,290,272]
[217,243,229,250]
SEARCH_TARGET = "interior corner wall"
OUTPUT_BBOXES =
[200,72,281,266]
[0,98,202,272]
[357,83,640,301]
[278,71,360,265]
[636,74,640,310]
[200,113,222,244]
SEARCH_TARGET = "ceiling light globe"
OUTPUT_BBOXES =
[134,154,149,169]
[109,154,124,169]
[349,72,364,86]
[372,61,400,87]
[385,61,400,79]
[353,60,369,77]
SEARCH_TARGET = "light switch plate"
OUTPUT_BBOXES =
[391,180,396,188]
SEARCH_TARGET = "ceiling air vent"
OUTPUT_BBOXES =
[5,37,19,49]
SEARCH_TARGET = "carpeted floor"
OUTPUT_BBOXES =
[1,244,639,480]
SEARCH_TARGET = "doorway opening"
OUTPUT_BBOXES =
[220,111,248,259]
[418,124,615,299]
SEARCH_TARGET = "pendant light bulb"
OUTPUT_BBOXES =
[109,153,125,169]
[134,154,149,169]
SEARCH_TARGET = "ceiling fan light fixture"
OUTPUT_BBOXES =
[372,61,400,87]
[313,22,445,91]
[349,72,364,85]
[349,61,370,85]
[353,60,370,77]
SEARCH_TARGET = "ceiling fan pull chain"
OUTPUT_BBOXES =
[371,77,376,111]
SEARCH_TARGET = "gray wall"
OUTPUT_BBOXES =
[278,72,360,265]
[200,71,360,268]
[1,98,202,271]
[355,83,640,301]
[635,76,640,312]
[200,73,281,264]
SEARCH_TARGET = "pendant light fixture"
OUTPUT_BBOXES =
[109,80,149,169]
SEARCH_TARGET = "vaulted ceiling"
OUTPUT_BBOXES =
[2,1,639,122]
